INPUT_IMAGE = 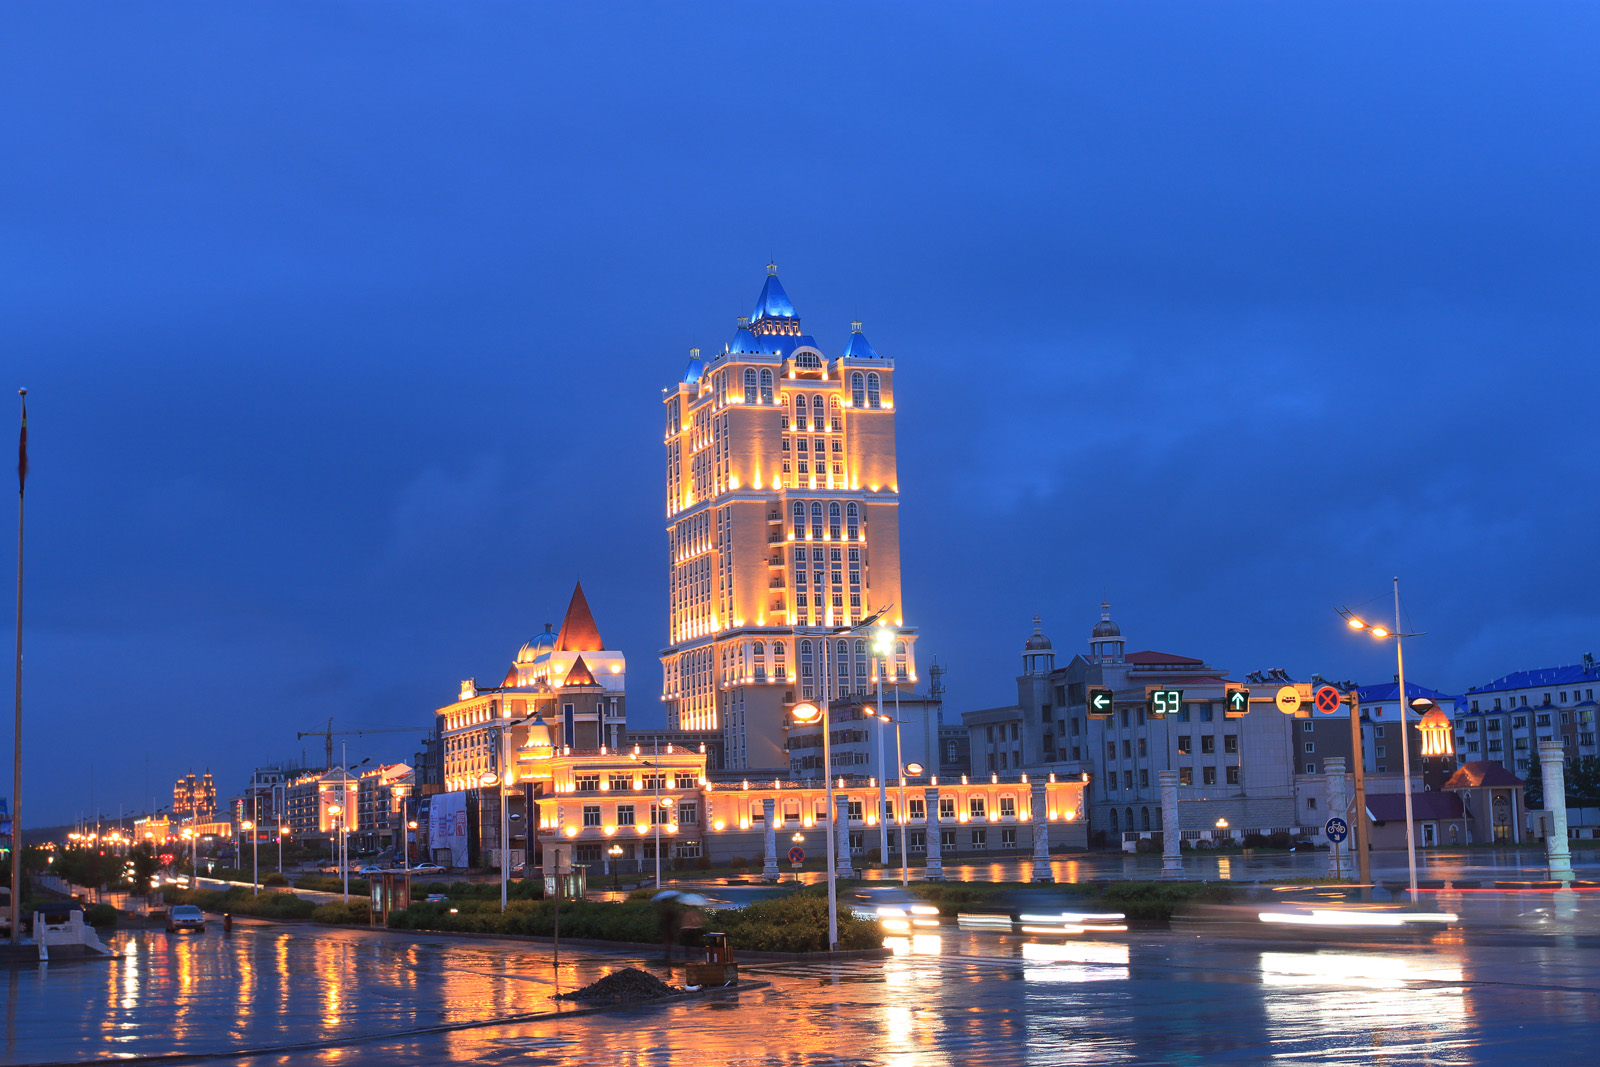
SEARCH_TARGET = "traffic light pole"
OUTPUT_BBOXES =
[1347,693,1372,889]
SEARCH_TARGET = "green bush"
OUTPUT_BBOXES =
[293,875,371,896]
[163,886,318,921]
[311,901,372,925]
[1242,833,1268,849]
[1097,881,1234,921]
[84,903,119,928]
[1266,831,1293,850]
[261,872,289,887]
[711,890,881,952]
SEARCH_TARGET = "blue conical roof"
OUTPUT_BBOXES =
[682,349,705,383]
[842,322,879,360]
[751,264,796,321]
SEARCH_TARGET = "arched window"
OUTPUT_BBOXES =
[791,502,804,538]
[810,502,824,539]
[743,368,757,403]
[666,398,680,435]
[1109,808,1118,832]
[829,396,841,431]
[1125,808,1135,831]
[752,640,765,656]
[854,639,866,657]
[828,501,841,539]
[851,372,865,407]
[773,641,785,658]
[812,395,825,426]
[846,502,859,540]
[1141,807,1151,831]
[800,639,812,657]
[836,640,849,662]
[794,394,808,430]
[867,372,882,409]
[895,641,907,655]
[759,368,774,402]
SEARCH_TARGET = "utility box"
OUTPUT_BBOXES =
[686,932,737,987]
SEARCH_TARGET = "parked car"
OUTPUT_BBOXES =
[411,863,445,874]
[359,865,384,874]
[167,905,206,934]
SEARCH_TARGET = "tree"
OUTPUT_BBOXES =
[127,843,161,894]
[1524,756,1544,810]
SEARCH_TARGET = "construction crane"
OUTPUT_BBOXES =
[297,718,427,770]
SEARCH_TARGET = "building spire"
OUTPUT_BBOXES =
[766,261,778,276]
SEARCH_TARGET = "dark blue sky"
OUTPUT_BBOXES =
[6,5,1597,825]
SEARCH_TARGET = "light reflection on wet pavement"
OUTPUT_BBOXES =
[4,917,1599,1066]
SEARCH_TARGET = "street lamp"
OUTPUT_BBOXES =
[278,824,289,876]
[405,820,418,876]
[1339,577,1425,901]
[328,803,347,902]
[504,711,553,912]
[1215,817,1229,846]
[241,817,257,896]
[864,704,911,887]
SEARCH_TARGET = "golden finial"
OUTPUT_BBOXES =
[766,262,778,276]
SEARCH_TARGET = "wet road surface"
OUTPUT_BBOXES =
[5,901,1600,1066]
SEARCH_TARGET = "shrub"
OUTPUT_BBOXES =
[84,903,119,928]
[163,886,317,921]
[1266,831,1293,850]
[293,875,371,895]
[728,856,749,869]
[262,872,289,887]
[694,855,712,870]
[711,890,881,953]
[311,901,372,925]
[1134,838,1155,854]
[1098,881,1235,921]
[1243,833,1268,849]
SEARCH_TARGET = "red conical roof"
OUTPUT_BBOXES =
[556,581,604,652]
[564,655,597,687]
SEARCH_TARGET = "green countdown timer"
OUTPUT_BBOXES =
[1148,689,1184,716]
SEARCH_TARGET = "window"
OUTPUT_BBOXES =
[743,367,757,403]
[1199,705,1214,722]
[1001,827,1017,847]
[941,829,957,850]
[1537,713,1551,727]
[1123,770,1134,790]
[1106,741,1117,760]
[793,394,808,430]
[867,372,881,408]
[1226,766,1240,784]
[939,797,956,820]
[1122,740,1132,758]
[1223,735,1238,754]
[810,502,824,539]
[847,503,859,540]
[608,774,631,791]
[1178,735,1192,755]
[987,726,995,743]
[1513,716,1527,729]
[813,394,825,427]
[1375,725,1386,737]
[616,804,635,826]
[677,803,697,825]
[1179,767,1193,785]
[1201,735,1215,754]
[1202,766,1217,785]
[909,798,925,820]
[1304,742,1315,753]
[1139,769,1149,788]
[969,797,986,819]
[575,774,600,793]
[759,368,773,402]
[909,830,926,852]
[829,501,841,539]
[1306,763,1317,774]
[582,805,601,827]
[1138,738,1148,756]
[847,799,863,821]
[851,372,865,406]
[999,796,1016,817]
[674,773,698,789]
[970,829,987,848]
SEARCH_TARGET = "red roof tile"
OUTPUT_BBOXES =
[1442,761,1524,789]
[563,655,597,687]
[1125,650,1205,666]
[556,582,604,652]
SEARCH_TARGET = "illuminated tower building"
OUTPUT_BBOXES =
[661,265,917,770]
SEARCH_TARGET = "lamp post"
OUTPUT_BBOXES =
[509,711,554,912]
[1215,817,1229,846]
[278,824,289,875]
[241,818,256,896]
[405,820,418,875]
[328,803,347,902]
[1340,577,1424,901]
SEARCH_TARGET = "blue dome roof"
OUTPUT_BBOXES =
[751,266,796,321]
[682,350,705,383]
[729,326,762,354]
[517,625,559,664]
[843,323,879,360]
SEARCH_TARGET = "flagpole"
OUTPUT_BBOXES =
[11,389,25,946]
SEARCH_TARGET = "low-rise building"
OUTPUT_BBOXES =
[1456,657,1600,776]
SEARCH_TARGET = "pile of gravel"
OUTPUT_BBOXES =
[556,967,681,1002]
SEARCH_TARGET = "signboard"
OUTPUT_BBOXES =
[1087,687,1114,718]
[1275,686,1302,716]
[1324,817,1349,844]
[1147,688,1183,716]
[428,791,471,869]
[1314,686,1342,714]
[787,846,805,865]
[1225,687,1250,718]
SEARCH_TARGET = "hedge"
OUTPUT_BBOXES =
[163,886,318,921]
[388,888,882,953]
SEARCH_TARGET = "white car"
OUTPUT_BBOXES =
[411,863,446,874]
[167,905,206,934]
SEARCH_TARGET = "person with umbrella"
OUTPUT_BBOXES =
[653,890,681,965]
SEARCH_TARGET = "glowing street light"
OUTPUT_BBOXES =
[1339,578,1427,901]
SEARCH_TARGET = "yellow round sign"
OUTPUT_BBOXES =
[1275,686,1302,715]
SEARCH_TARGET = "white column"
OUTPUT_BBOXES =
[924,786,944,881]
[1324,757,1348,879]
[761,797,779,882]
[1030,781,1053,883]
[1158,770,1183,879]
[1539,741,1575,883]
[835,795,854,877]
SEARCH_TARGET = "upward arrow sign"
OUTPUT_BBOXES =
[1228,691,1248,713]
